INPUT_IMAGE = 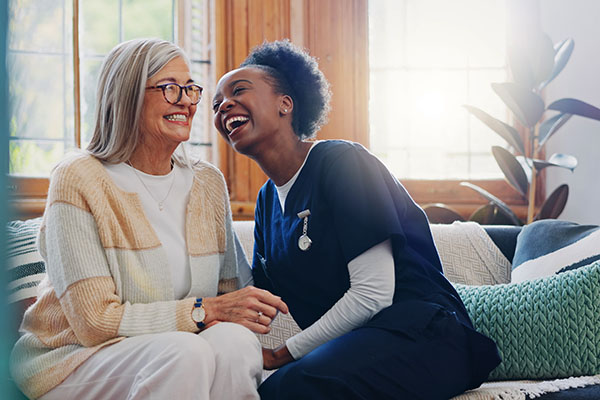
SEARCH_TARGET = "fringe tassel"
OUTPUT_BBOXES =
[452,375,600,400]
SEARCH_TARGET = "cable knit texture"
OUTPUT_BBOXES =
[10,153,240,399]
[456,261,600,380]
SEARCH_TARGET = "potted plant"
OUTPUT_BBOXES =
[461,32,600,225]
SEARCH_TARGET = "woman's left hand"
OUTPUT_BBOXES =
[262,344,295,370]
[202,286,288,334]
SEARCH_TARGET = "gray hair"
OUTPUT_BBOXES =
[87,38,189,163]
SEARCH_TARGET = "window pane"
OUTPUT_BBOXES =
[369,0,508,180]
[187,0,213,163]
[9,139,67,176]
[8,0,74,176]
[8,0,71,53]
[80,0,119,55]
[122,0,173,41]
[8,53,74,141]
[368,0,406,69]
[405,0,506,68]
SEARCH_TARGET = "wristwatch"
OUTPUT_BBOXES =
[191,298,206,329]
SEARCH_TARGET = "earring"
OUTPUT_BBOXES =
[283,109,288,113]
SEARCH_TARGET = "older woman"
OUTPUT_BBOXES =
[212,40,501,400]
[10,38,287,400]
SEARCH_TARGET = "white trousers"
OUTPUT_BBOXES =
[40,322,263,400]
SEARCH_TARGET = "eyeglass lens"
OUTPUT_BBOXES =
[163,84,202,105]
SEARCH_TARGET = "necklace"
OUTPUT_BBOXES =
[127,161,176,211]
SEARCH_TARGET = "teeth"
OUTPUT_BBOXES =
[165,114,187,122]
[225,116,249,133]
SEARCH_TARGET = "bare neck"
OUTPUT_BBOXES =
[128,146,176,175]
[252,139,313,187]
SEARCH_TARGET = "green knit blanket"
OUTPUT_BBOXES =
[455,261,600,380]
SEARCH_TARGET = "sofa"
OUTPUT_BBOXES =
[6,217,600,399]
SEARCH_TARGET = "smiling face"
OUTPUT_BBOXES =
[140,56,197,150]
[212,67,290,155]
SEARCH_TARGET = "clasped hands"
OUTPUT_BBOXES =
[201,286,294,369]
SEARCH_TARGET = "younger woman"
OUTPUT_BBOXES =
[212,40,500,400]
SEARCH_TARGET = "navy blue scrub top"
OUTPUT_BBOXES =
[252,140,475,336]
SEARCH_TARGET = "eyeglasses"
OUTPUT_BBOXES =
[145,83,203,105]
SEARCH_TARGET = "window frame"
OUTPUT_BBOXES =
[367,0,544,222]
[9,0,544,223]
[7,0,213,219]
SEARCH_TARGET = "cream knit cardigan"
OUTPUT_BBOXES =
[10,153,242,399]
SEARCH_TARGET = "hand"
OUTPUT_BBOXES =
[262,344,294,370]
[202,286,289,334]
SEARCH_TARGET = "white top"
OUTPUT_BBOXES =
[275,141,396,359]
[276,142,318,213]
[103,161,195,300]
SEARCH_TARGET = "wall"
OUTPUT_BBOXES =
[215,0,369,219]
[540,0,600,224]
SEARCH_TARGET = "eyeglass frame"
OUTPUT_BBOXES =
[145,83,203,105]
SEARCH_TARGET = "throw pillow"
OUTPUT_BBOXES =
[431,222,511,285]
[6,217,45,342]
[6,217,45,304]
[455,261,600,380]
[511,220,600,283]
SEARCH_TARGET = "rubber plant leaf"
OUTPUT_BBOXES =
[538,113,573,148]
[470,203,520,226]
[547,98,600,121]
[539,38,574,91]
[422,204,464,224]
[508,42,535,90]
[463,105,525,155]
[535,184,569,220]
[532,153,578,172]
[460,182,522,225]
[492,146,529,197]
[515,156,532,183]
[492,82,545,128]
[530,33,556,87]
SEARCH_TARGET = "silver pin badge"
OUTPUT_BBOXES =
[297,209,312,251]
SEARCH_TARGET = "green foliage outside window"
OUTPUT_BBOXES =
[7,0,175,176]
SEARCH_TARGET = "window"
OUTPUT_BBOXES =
[369,0,509,180]
[7,0,213,178]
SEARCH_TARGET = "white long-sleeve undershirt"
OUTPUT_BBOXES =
[285,239,395,359]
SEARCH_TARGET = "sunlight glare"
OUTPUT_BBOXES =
[415,90,446,120]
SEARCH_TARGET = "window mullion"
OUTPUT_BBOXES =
[72,0,81,149]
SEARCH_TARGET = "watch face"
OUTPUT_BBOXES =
[298,234,312,251]
[192,306,206,323]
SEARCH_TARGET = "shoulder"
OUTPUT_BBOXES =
[314,139,363,155]
[313,140,372,165]
[189,160,228,190]
[313,140,378,176]
[49,152,106,195]
[52,152,103,178]
[187,160,230,203]
[190,159,226,181]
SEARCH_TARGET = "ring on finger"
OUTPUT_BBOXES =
[256,311,263,323]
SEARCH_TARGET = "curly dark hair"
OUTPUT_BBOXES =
[241,40,331,139]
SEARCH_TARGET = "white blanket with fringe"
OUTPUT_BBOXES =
[452,375,600,399]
